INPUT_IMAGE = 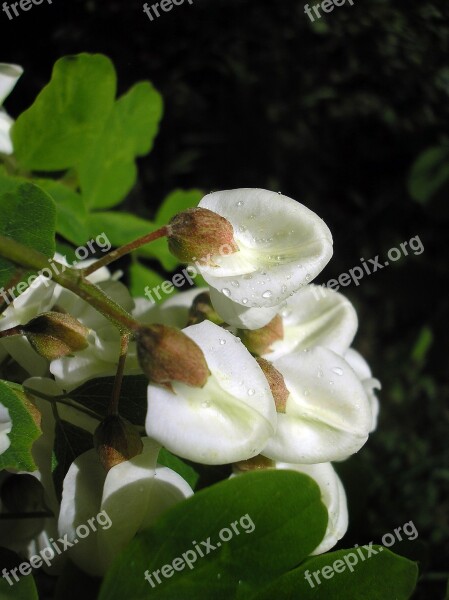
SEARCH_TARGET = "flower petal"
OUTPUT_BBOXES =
[262,347,372,463]
[209,286,278,330]
[0,63,23,105]
[146,321,277,464]
[197,189,333,308]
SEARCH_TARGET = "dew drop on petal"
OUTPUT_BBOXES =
[329,380,334,386]
[247,388,255,396]
[332,367,344,376]
[231,280,240,288]
[201,400,211,408]
[278,191,282,195]
[236,200,244,207]
[219,338,226,345]
[262,290,273,299]
[281,284,287,293]
[242,298,248,304]
[317,368,323,378]
[222,288,231,297]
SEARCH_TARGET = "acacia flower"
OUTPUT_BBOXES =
[0,63,23,154]
[145,321,277,464]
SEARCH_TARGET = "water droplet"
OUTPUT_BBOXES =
[281,308,292,318]
[262,290,273,299]
[239,225,247,233]
[317,368,323,378]
[281,284,287,293]
[247,388,255,396]
[249,214,256,220]
[222,288,231,297]
[305,273,311,282]
[236,200,244,206]
[231,280,240,288]
[329,380,334,386]
[332,367,344,376]
[286,275,291,280]
[219,338,226,345]
[242,298,248,304]
[201,400,211,408]
[243,274,253,280]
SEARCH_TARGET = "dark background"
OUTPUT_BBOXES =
[2,0,449,598]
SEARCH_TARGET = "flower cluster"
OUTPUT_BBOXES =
[0,166,379,568]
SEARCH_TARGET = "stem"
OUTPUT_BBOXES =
[83,226,169,277]
[0,327,23,339]
[0,234,140,334]
[109,334,130,416]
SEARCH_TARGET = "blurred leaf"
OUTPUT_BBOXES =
[252,546,418,599]
[86,211,153,246]
[12,54,116,171]
[36,178,88,245]
[0,570,39,599]
[411,326,433,362]
[53,418,94,500]
[68,376,148,425]
[78,82,163,209]
[0,181,55,288]
[0,381,42,472]
[408,145,449,204]
[158,448,199,490]
[129,260,169,301]
[99,471,328,600]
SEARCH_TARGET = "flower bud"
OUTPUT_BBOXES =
[187,292,224,326]
[233,455,275,473]
[94,416,143,472]
[256,357,289,413]
[21,311,89,360]
[238,315,284,356]
[167,207,239,263]
[136,324,210,388]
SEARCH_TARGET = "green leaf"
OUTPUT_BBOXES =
[129,261,172,301]
[78,82,163,209]
[12,53,117,171]
[86,211,153,247]
[0,181,56,288]
[53,418,94,500]
[99,470,328,600]
[0,381,42,472]
[253,546,418,600]
[36,179,88,245]
[408,145,449,204]
[158,448,199,490]
[0,572,39,599]
[68,375,148,425]
[411,326,433,363]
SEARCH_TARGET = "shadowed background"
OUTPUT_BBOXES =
[2,0,449,597]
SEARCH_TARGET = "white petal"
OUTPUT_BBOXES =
[0,63,23,105]
[197,189,333,307]
[0,111,13,154]
[209,286,278,329]
[345,348,372,379]
[1,337,49,376]
[265,285,358,360]
[263,347,372,463]
[146,321,277,464]
[345,349,381,432]
[0,402,11,455]
[276,461,348,554]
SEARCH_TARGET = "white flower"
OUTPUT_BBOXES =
[262,346,372,463]
[262,285,358,360]
[275,461,348,555]
[0,402,11,455]
[345,348,381,432]
[58,438,193,576]
[0,63,23,155]
[196,189,333,317]
[145,321,277,465]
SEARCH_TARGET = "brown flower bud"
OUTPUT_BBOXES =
[94,416,143,472]
[256,357,289,413]
[21,311,89,360]
[233,455,275,473]
[187,292,224,326]
[238,315,284,356]
[136,324,210,388]
[167,207,239,263]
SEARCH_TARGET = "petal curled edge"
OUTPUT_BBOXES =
[276,461,348,555]
[265,285,358,360]
[262,347,372,463]
[146,321,277,464]
[198,189,333,308]
[209,286,278,330]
